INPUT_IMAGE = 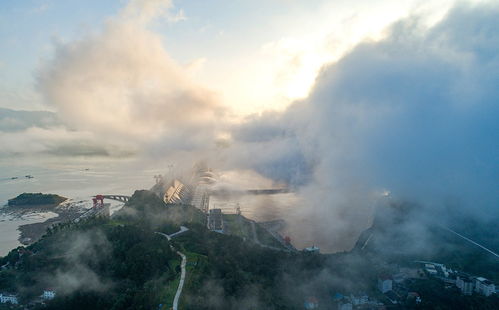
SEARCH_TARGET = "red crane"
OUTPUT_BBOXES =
[92,195,104,208]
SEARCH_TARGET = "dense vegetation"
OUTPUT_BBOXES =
[7,193,66,207]
[1,190,498,309]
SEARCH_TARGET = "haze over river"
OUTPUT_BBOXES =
[0,158,307,256]
[0,158,155,256]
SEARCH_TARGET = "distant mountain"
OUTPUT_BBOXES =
[353,202,499,281]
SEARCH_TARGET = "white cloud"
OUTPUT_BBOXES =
[38,0,224,157]
[228,2,499,252]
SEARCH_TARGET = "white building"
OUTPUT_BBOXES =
[43,289,56,300]
[350,294,368,306]
[456,276,474,295]
[303,245,320,253]
[338,302,352,310]
[424,264,438,275]
[474,277,495,297]
[0,293,18,304]
[378,275,393,293]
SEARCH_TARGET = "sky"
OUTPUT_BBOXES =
[1,0,498,252]
[0,0,469,114]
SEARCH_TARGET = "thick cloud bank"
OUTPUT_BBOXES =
[38,0,223,156]
[231,3,499,251]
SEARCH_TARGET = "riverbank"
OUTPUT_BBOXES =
[17,199,91,245]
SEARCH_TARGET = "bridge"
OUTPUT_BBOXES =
[246,188,290,195]
[209,188,290,197]
[101,195,131,202]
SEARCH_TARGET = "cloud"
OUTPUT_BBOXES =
[43,230,113,295]
[228,2,499,252]
[120,0,173,25]
[0,126,134,157]
[38,0,223,158]
[0,108,60,132]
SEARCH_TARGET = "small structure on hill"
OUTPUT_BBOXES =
[0,293,18,304]
[42,289,56,300]
[303,245,320,254]
[378,275,393,293]
[207,208,224,232]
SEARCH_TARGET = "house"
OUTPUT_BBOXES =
[303,245,320,253]
[424,264,438,275]
[338,302,352,310]
[474,277,495,296]
[43,289,56,300]
[378,275,393,293]
[456,275,474,295]
[0,293,18,304]
[350,294,368,306]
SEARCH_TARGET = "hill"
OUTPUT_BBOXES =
[353,202,499,281]
[0,191,498,309]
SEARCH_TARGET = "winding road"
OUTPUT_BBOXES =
[155,226,189,310]
[172,250,186,310]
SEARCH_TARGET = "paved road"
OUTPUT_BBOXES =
[155,226,190,310]
[172,250,187,310]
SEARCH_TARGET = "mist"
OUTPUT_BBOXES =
[224,2,499,251]
[5,0,498,253]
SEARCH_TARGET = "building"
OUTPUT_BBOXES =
[424,264,438,275]
[43,289,56,300]
[474,277,495,296]
[350,294,368,306]
[338,302,352,310]
[0,293,18,304]
[207,208,224,232]
[456,275,474,295]
[303,245,320,253]
[378,275,393,293]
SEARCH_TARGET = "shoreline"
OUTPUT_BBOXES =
[2,199,89,246]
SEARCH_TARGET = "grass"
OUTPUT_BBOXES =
[223,214,253,239]
[254,223,286,249]
[223,214,286,249]
[158,256,182,310]
[179,250,209,308]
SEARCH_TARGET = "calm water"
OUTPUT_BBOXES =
[0,211,58,256]
[0,157,158,256]
[0,158,308,255]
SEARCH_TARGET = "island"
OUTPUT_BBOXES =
[7,193,66,207]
